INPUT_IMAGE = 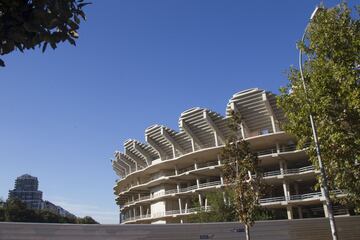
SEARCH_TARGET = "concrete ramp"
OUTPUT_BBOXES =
[0,216,359,240]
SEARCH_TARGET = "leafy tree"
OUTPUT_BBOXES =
[0,0,90,66]
[278,3,360,212]
[186,190,236,223]
[39,210,62,223]
[77,216,98,224]
[1,198,98,224]
[5,198,39,222]
[0,209,4,221]
[187,190,274,224]
[0,198,5,222]
[220,110,262,240]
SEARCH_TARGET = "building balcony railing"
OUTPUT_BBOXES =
[256,143,310,157]
[198,181,221,188]
[179,184,200,193]
[123,206,212,223]
[289,192,322,201]
[196,160,219,169]
[118,141,308,192]
[121,156,311,195]
[260,192,322,204]
[121,165,317,207]
[123,180,222,207]
[177,165,195,175]
[262,170,281,177]
[260,190,344,204]
[139,195,151,201]
[122,189,345,223]
[259,196,286,204]
[165,189,178,195]
[263,165,315,178]
[285,165,315,174]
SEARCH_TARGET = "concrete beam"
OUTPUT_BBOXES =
[146,136,166,160]
[180,120,203,150]
[124,150,147,168]
[133,142,153,165]
[161,127,185,155]
[203,110,226,145]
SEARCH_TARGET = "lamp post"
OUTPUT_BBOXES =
[298,6,338,240]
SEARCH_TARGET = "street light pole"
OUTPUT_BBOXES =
[298,6,338,240]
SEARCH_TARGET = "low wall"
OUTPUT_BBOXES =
[0,216,359,240]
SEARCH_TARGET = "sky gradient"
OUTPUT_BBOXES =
[0,0,353,223]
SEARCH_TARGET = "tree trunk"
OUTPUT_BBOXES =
[245,224,250,240]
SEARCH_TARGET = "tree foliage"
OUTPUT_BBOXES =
[0,198,98,224]
[77,216,98,224]
[278,3,360,212]
[220,110,262,240]
[4,199,40,222]
[186,190,274,224]
[0,0,90,66]
[186,190,236,223]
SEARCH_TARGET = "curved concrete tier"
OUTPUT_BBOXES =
[112,88,346,224]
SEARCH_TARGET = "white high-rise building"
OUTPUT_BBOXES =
[112,88,347,224]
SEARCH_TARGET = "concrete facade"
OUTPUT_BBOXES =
[8,174,43,210]
[112,88,348,224]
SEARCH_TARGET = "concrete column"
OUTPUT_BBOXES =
[191,139,196,152]
[172,146,176,159]
[282,180,290,201]
[323,203,329,218]
[175,165,178,175]
[320,186,326,197]
[279,160,284,175]
[178,198,182,214]
[287,206,293,219]
[133,207,136,218]
[198,194,202,207]
[214,131,219,146]
[139,205,143,218]
[205,197,208,210]
[138,193,141,200]
[240,122,246,139]
[280,160,288,175]
[220,175,224,185]
[177,183,180,193]
[217,155,221,166]
[194,160,198,170]
[196,178,200,188]
[185,200,188,213]
[270,115,277,133]
[180,218,184,224]
[276,142,280,153]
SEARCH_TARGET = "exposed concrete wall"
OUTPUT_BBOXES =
[0,216,360,240]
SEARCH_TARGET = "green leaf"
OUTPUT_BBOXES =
[42,42,48,52]
[50,42,57,49]
[67,38,76,46]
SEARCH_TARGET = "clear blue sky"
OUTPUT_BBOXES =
[0,0,353,223]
